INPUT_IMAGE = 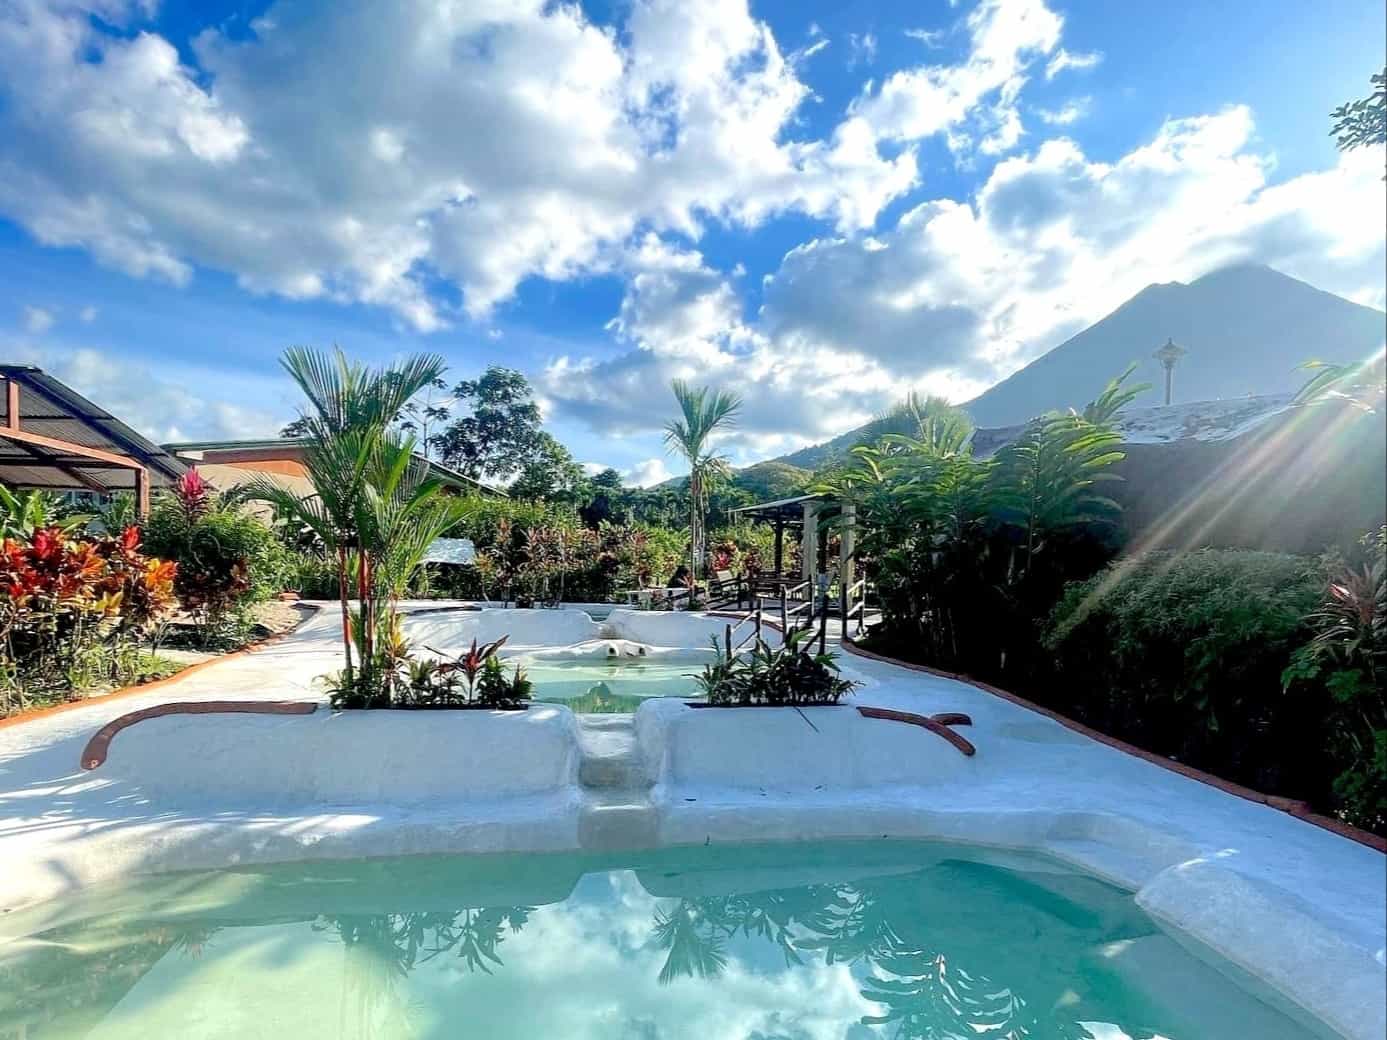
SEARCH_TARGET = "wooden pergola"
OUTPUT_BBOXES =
[0,365,186,517]
[728,491,857,586]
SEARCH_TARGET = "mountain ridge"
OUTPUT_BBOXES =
[759,264,1386,474]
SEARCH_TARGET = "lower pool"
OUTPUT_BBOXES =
[514,653,707,711]
[0,842,1327,1039]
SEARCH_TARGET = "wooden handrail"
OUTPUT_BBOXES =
[80,700,318,770]
[856,705,975,756]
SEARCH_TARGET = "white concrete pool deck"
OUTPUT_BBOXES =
[0,604,1382,1040]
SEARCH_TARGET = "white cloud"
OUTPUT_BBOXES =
[541,105,1383,455]
[22,305,54,333]
[78,305,98,322]
[0,0,915,330]
[848,31,877,66]
[4,338,282,443]
[1045,47,1102,79]
[539,238,898,459]
[623,458,674,487]
[904,27,947,47]
[851,0,1063,155]
[1036,98,1090,125]
[760,107,1387,392]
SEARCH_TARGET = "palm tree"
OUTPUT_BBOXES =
[664,380,742,581]
[242,346,447,684]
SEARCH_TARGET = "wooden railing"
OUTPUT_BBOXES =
[780,580,813,636]
[723,600,765,652]
[839,577,868,639]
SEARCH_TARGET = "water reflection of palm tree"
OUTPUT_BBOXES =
[649,869,1154,1040]
[324,907,532,1039]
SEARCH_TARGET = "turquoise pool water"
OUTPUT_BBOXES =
[514,654,707,712]
[0,841,1326,1039]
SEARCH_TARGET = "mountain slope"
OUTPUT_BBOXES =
[964,264,1386,427]
[766,264,1386,472]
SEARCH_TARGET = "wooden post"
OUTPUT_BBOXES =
[5,378,18,430]
[801,501,818,582]
[773,515,785,576]
[818,586,828,655]
[779,588,788,632]
[839,580,849,642]
[841,501,856,603]
[135,467,151,519]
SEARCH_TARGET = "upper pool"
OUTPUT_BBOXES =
[0,841,1329,1039]
[516,652,708,712]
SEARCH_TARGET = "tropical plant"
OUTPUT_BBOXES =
[0,525,177,710]
[1331,66,1386,165]
[241,346,452,689]
[474,655,533,708]
[664,380,742,580]
[143,469,290,648]
[1283,527,1386,831]
[0,486,88,539]
[1294,353,1386,412]
[990,367,1144,583]
[694,626,857,706]
[1047,549,1323,793]
[834,371,1143,676]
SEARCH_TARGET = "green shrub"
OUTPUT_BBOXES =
[1045,549,1324,797]
[695,627,857,706]
[142,472,291,648]
[1282,527,1386,832]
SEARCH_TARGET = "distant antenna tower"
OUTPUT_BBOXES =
[1153,338,1187,406]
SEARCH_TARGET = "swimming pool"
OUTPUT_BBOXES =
[0,841,1328,1039]
[514,651,709,711]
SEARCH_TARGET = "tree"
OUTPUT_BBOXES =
[394,376,452,461]
[280,416,311,439]
[664,381,742,579]
[435,367,543,482]
[508,432,589,502]
[241,346,454,686]
[591,468,624,492]
[1331,67,1386,163]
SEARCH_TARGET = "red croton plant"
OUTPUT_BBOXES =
[0,524,178,667]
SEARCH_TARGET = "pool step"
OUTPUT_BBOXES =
[579,794,659,851]
[575,717,657,850]
[575,716,652,790]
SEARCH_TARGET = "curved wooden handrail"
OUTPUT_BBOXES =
[80,700,318,771]
[856,705,976,757]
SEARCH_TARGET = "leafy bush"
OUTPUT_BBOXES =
[143,470,291,647]
[327,630,532,710]
[1045,549,1324,796]
[0,525,178,711]
[1282,527,1386,832]
[840,375,1140,678]
[695,627,857,706]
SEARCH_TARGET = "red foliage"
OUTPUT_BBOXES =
[174,468,211,519]
[0,526,178,641]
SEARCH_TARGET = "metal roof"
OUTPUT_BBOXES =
[0,365,186,494]
[728,492,835,522]
[163,437,508,497]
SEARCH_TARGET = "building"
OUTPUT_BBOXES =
[0,365,185,515]
[162,438,506,507]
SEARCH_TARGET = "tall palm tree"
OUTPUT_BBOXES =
[242,346,447,683]
[664,380,742,581]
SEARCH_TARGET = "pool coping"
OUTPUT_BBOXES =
[840,635,1387,855]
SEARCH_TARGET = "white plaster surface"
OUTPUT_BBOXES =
[0,603,1382,1039]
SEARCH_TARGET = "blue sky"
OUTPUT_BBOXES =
[1,0,1383,485]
